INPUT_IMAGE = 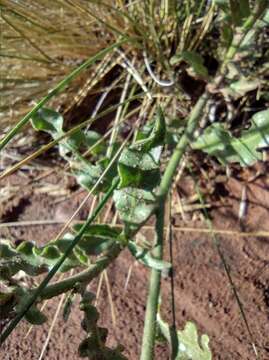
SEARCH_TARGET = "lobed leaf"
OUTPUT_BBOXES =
[192,109,269,166]
[79,291,127,359]
[0,224,120,280]
[114,108,166,235]
[157,315,212,360]
[31,107,114,192]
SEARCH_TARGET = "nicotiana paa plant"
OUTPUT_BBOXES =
[0,1,269,359]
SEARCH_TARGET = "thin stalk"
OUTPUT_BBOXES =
[38,291,66,360]
[40,242,122,300]
[140,95,208,360]
[140,3,268,358]
[0,178,119,345]
[168,194,178,359]
[140,200,165,360]
[0,38,128,152]
[106,68,133,158]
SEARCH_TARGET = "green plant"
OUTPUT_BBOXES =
[0,1,268,359]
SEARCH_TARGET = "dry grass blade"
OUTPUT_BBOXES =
[37,292,66,360]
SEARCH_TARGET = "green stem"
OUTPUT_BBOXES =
[0,39,127,152]
[140,201,165,360]
[0,178,119,345]
[140,3,268,358]
[140,93,209,360]
[40,242,122,300]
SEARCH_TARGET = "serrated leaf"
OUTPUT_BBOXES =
[157,315,212,360]
[192,109,269,166]
[0,240,47,279]
[128,241,171,270]
[78,336,100,357]
[79,292,127,360]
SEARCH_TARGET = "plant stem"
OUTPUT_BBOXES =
[40,243,122,300]
[140,93,209,360]
[140,201,165,360]
[0,178,119,345]
[140,3,268,358]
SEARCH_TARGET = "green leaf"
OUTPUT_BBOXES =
[71,224,120,255]
[31,108,103,151]
[61,129,104,156]
[0,284,16,306]
[157,315,212,360]
[31,107,64,137]
[221,22,233,48]
[114,187,157,235]
[74,163,104,191]
[79,291,127,359]
[115,108,165,234]
[182,51,208,78]
[0,240,48,279]
[85,130,105,154]
[0,240,18,258]
[118,146,161,190]
[171,51,208,78]
[0,237,82,280]
[132,107,166,152]
[229,77,260,98]
[192,109,269,166]
[128,242,171,271]
[73,157,117,194]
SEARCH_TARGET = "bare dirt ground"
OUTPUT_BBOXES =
[1,164,269,360]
